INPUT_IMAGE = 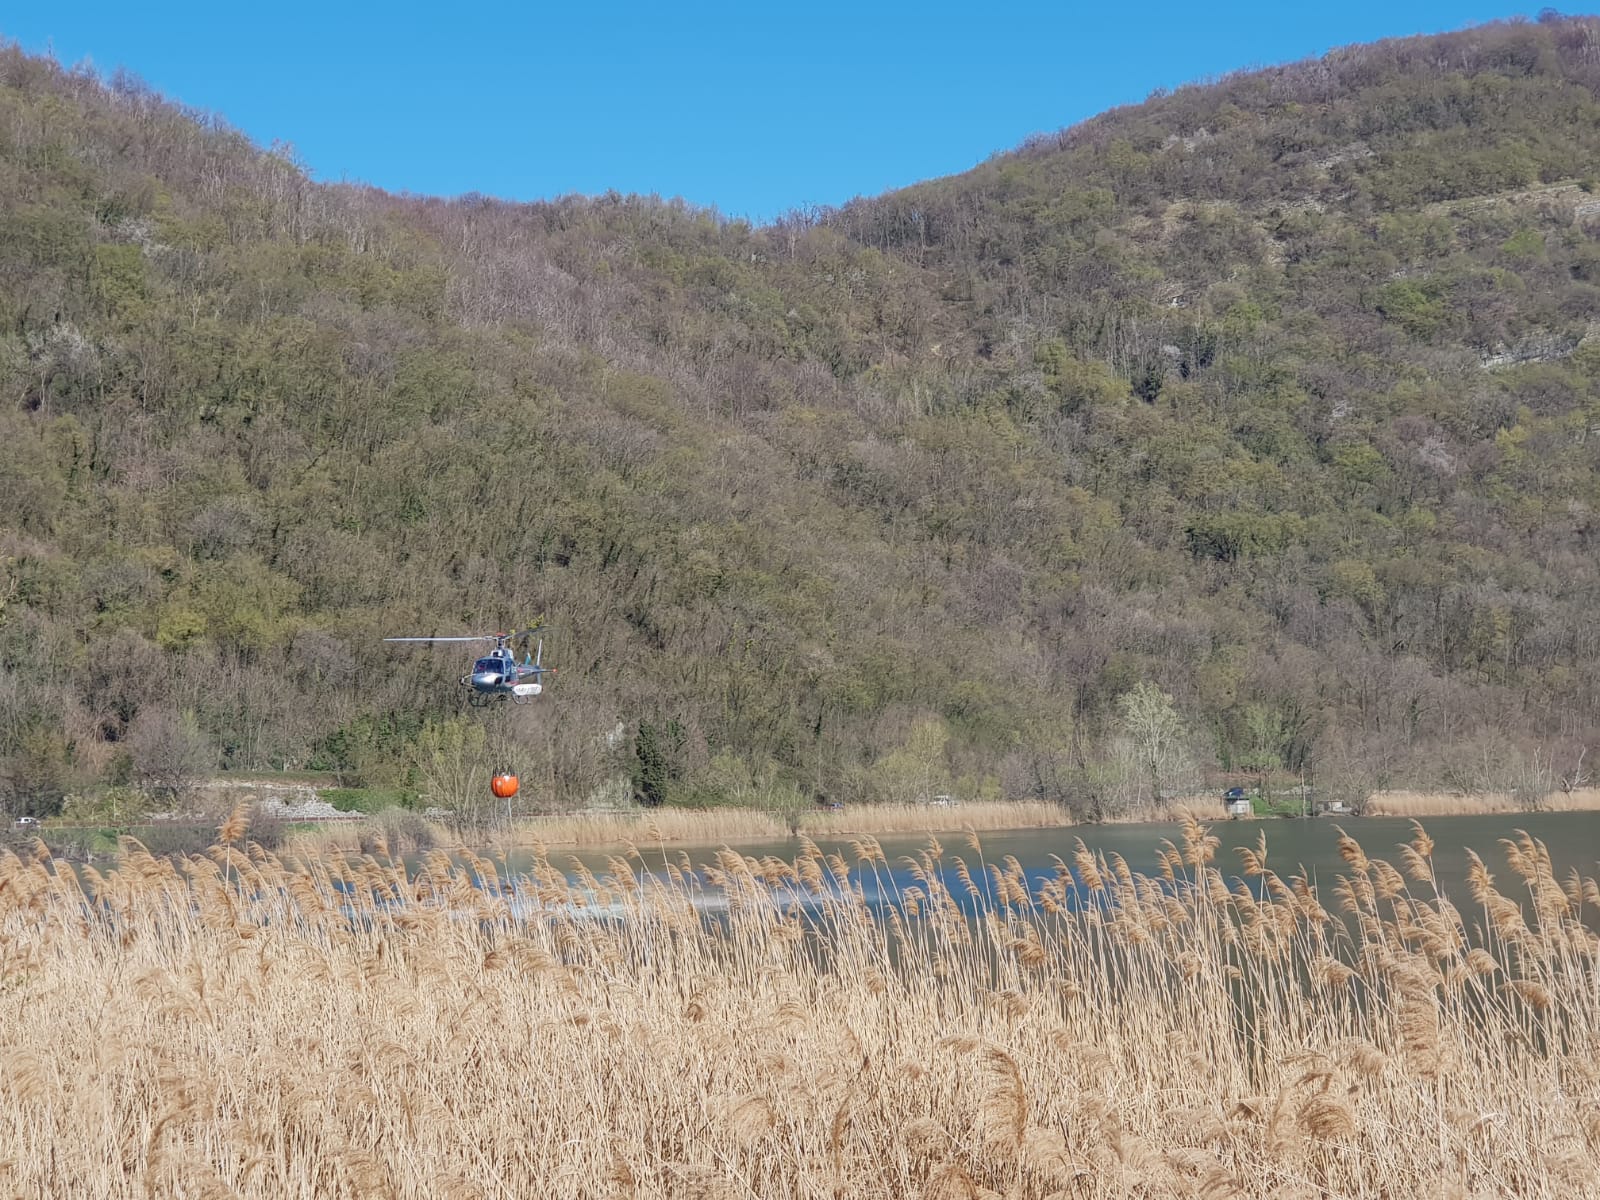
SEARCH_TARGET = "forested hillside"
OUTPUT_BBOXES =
[3,15,1600,819]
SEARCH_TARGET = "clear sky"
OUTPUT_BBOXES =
[3,2,1551,223]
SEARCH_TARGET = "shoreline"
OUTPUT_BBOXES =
[495,787,1600,848]
[266,787,1600,855]
[1360,787,1600,818]
[35,788,1600,861]
[279,799,1072,856]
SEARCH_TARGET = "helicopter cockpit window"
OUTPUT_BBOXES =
[473,657,501,676]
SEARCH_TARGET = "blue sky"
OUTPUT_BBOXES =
[4,2,1546,222]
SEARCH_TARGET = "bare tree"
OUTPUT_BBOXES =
[1559,746,1590,796]
[127,708,214,807]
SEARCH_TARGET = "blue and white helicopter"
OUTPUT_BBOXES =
[383,627,553,705]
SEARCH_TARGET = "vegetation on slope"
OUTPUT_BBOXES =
[2,16,1600,819]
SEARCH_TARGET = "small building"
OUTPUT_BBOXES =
[1222,787,1252,819]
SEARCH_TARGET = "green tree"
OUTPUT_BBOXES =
[411,719,490,829]
[1239,704,1286,797]
[631,719,685,808]
[870,717,952,804]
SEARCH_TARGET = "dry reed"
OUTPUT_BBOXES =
[282,800,1066,857]
[501,799,1070,847]
[0,812,1596,1196]
[1365,787,1600,817]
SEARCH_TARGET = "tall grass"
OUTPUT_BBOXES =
[504,798,1068,846]
[0,814,1596,1196]
[280,798,1068,854]
[1366,787,1600,817]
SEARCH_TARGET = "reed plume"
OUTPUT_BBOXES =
[0,823,1592,1196]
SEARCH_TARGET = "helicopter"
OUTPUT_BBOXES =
[383,627,553,705]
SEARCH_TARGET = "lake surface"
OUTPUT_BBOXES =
[532,811,1600,917]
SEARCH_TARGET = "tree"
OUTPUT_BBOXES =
[1239,704,1286,790]
[1316,727,1406,817]
[1116,683,1195,809]
[410,718,490,829]
[5,27,1600,813]
[0,728,76,818]
[870,717,952,805]
[127,708,214,807]
[631,719,685,808]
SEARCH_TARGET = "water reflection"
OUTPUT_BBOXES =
[472,810,1600,929]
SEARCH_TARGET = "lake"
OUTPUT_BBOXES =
[524,810,1600,920]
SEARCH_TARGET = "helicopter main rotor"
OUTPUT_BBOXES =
[383,625,545,652]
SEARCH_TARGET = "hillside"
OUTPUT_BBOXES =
[2,15,1599,819]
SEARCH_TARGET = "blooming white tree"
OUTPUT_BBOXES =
[1115,682,1195,809]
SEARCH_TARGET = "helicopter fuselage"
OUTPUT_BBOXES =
[383,630,551,705]
[462,649,544,702]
